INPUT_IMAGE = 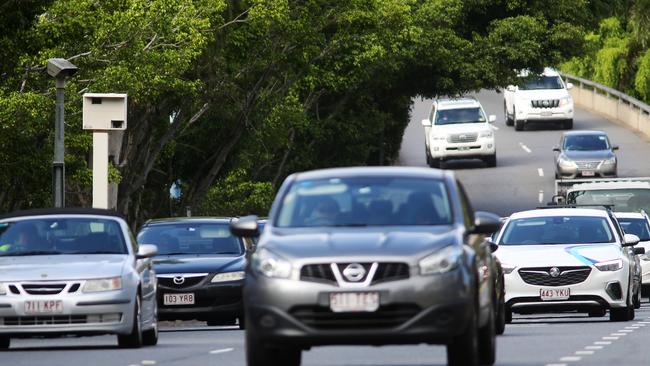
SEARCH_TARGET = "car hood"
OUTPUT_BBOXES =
[515,89,570,100]
[562,150,614,161]
[153,255,245,274]
[495,244,624,267]
[262,226,458,261]
[431,123,491,134]
[0,255,127,282]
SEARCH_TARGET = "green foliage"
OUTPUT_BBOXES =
[635,49,650,100]
[199,170,275,217]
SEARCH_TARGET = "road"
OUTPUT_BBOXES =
[5,90,650,365]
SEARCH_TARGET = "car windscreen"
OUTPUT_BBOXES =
[434,107,486,125]
[563,134,609,151]
[518,75,563,90]
[275,177,453,228]
[0,218,127,256]
[567,189,650,213]
[617,217,650,241]
[137,223,243,256]
[500,216,615,245]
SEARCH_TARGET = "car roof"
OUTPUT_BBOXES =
[568,181,650,191]
[0,207,125,221]
[434,97,481,110]
[563,130,607,137]
[509,208,610,220]
[291,166,452,182]
[142,217,235,226]
[614,212,646,219]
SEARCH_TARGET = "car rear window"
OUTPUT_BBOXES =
[0,218,127,255]
[137,223,243,256]
[500,216,615,245]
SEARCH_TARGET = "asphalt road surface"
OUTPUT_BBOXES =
[5,90,650,365]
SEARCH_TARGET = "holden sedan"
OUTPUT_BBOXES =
[0,208,158,349]
[137,218,246,327]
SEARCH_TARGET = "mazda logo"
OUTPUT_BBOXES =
[173,276,185,285]
[549,267,561,278]
[342,263,366,282]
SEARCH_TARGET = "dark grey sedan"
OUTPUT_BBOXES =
[554,130,618,179]
[231,167,502,366]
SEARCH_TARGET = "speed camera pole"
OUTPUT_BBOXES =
[47,58,78,208]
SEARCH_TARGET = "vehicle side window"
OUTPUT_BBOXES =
[429,104,436,121]
[456,181,475,228]
[608,213,625,243]
[127,229,138,254]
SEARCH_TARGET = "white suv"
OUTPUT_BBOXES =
[421,97,497,168]
[503,68,574,131]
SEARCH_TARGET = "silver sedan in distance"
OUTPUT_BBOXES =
[0,208,158,349]
[554,130,618,179]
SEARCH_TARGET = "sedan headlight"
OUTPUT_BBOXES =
[595,259,623,272]
[558,156,577,168]
[252,248,292,279]
[602,157,616,165]
[559,96,573,106]
[0,284,6,295]
[419,245,462,275]
[211,271,245,283]
[501,263,516,275]
[82,277,122,293]
[479,130,493,138]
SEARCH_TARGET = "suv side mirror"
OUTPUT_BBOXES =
[472,211,502,235]
[486,239,499,253]
[612,145,619,151]
[136,244,158,259]
[634,247,646,255]
[488,115,497,123]
[566,82,574,90]
[230,215,260,237]
[506,85,516,92]
[421,119,432,127]
[553,146,560,152]
[623,233,641,247]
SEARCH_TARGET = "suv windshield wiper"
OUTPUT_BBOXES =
[0,250,64,257]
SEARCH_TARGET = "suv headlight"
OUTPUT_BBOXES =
[82,277,122,293]
[501,263,516,274]
[211,271,245,283]
[419,245,462,275]
[558,156,577,168]
[252,248,292,279]
[595,259,623,272]
[0,284,6,295]
[602,157,616,165]
[479,130,493,138]
[559,96,573,106]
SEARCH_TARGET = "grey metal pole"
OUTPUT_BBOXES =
[53,77,65,208]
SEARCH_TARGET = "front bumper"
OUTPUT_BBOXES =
[428,137,496,160]
[556,161,617,179]
[504,266,629,313]
[517,104,573,121]
[244,267,474,347]
[157,281,243,320]
[641,259,650,285]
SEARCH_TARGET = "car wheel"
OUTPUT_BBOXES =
[0,336,10,350]
[118,296,143,348]
[588,308,606,317]
[142,300,159,346]
[478,307,497,365]
[504,103,514,126]
[505,306,512,324]
[484,154,497,168]
[447,305,479,366]
[246,328,301,366]
[514,117,524,131]
[495,299,506,335]
[564,119,573,129]
[238,316,246,330]
[634,288,642,309]
[429,158,441,169]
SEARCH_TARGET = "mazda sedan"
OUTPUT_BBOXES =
[0,208,158,349]
[137,218,246,327]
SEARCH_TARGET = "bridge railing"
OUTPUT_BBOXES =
[561,72,650,138]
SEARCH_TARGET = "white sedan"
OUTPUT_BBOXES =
[492,208,644,322]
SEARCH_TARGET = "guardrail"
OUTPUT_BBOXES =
[560,72,650,138]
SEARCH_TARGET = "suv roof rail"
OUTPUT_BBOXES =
[537,204,615,210]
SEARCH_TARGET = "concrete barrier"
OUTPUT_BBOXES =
[562,73,650,140]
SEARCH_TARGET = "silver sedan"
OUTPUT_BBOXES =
[0,208,158,349]
[554,130,618,179]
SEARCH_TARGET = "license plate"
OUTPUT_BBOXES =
[458,146,470,151]
[581,171,595,177]
[163,293,195,305]
[540,288,570,301]
[24,300,63,315]
[329,292,379,313]
[541,111,552,117]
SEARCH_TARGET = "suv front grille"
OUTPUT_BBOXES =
[300,263,410,286]
[531,99,559,108]
[301,264,336,284]
[158,275,206,288]
[290,304,421,330]
[519,266,591,287]
[575,161,600,170]
[447,133,478,143]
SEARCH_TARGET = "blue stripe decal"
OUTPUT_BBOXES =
[565,244,613,265]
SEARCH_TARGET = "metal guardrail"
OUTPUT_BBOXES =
[560,72,650,115]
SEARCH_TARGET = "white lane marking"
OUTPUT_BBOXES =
[618,329,634,333]
[626,326,639,329]
[545,364,568,366]
[538,168,544,177]
[603,336,619,340]
[595,341,612,345]
[491,125,499,131]
[519,142,532,153]
[141,362,157,366]
[560,356,581,362]
[538,190,544,204]
[611,333,627,336]
[209,348,234,355]
[636,323,646,326]
[586,346,603,350]
[575,350,594,355]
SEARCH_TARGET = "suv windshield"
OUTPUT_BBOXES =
[0,218,127,256]
[617,217,650,241]
[564,134,609,151]
[519,76,564,90]
[138,223,243,256]
[275,177,453,227]
[434,107,486,125]
[567,189,650,213]
[500,216,615,245]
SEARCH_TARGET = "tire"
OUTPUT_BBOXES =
[495,299,506,335]
[478,308,497,365]
[142,300,158,346]
[246,328,301,366]
[0,336,9,350]
[504,103,514,126]
[118,297,143,348]
[505,307,513,324]
[238,316,246,330]
[610,294,635,322]
[447,306,479,366]
[514,118,524,131]
[564,119,573,129]
[634,288,642,309]
[429,158,441,169]
[588,308,606,317]
[484,154,497,168]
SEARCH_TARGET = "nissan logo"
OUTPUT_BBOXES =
[173,276,186,285]
[549,267,561,278]
[342,263,366,282]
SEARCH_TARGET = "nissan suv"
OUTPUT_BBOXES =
[421,97,497,168]
[230,167,502,366]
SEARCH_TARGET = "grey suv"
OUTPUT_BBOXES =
[231,167,502,366]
